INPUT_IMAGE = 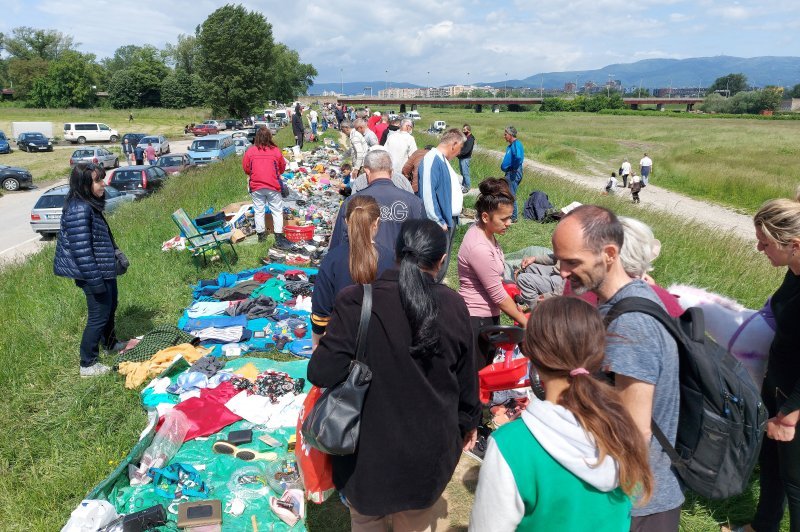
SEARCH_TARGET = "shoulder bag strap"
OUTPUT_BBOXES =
[651,420,683,467]
[98,210,119,250]
[354,284,372,363]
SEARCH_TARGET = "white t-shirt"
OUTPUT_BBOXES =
[448,161,464,216]
[621,161,631,175]
[384,130,418,175]
[640,156,652,168]
[308,110,318,123]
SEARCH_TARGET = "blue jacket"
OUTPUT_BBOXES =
[501,139,524,172]
[418,149,454,229]
[329,179,425,252]
[54,198,117,292]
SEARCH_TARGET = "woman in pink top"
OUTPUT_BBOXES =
[458,178,529,369]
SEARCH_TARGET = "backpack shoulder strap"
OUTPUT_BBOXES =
[354,284,372,363]
[605,296,682,339]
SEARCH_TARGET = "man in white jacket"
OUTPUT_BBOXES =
[384,118,418,176]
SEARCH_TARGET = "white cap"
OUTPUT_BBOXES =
[373,111,381,116]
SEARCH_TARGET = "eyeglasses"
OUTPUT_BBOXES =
[212,441,277,461]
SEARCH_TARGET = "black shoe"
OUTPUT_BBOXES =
[464,435,488,462]
[257,232,267,243]
[273,234,294,251]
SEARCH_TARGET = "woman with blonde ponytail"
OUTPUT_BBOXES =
[470,296,653,532]
[311,195,394,349]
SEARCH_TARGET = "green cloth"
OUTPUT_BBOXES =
[117,325,197,363]
[250,278,291,302]
[493,418,632,532]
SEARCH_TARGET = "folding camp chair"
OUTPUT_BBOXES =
[171,208,238,269]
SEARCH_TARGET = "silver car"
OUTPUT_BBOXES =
[70,147,119,169]
[138,135,170,156]
[233,137,251,155]
[30,184,134,235]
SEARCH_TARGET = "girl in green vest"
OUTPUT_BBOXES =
[470,296,653,531]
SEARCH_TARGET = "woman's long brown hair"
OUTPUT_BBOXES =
[522,296,653,504]
[346,195,380,284]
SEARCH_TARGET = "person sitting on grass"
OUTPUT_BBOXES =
[603,172,617,195]
[470,296,653,532]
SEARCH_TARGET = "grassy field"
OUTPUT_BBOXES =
[412,105,800,213]
[0,132,788,530]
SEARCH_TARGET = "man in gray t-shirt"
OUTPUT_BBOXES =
[552,205,683,531]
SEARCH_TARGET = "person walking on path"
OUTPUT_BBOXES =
[144,143,157,166]
[470,296,653,532]
[620,158,632,188]
[54,164,126,377]
[242,127,291,249]
[292,104,305,149]
[128,112,134,123]
[737,192,800,532]
[308,218,481,532]
[134,144,144,166]
[501,126,525,222]
[551,205,684,531]
[640,153,653,186]
[630,175,642,204]
[458,124,475,194]
[122,138,134,165]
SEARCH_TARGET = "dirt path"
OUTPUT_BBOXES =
[478,147,755,242]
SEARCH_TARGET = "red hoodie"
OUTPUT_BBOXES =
[242,145,287,192]
[368,115,381,134]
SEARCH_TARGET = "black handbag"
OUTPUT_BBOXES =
[301,284,373,455]
[101,211,129,275]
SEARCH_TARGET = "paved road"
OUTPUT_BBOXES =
[0,137,196,269]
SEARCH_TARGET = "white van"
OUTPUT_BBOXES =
[63,123,120,144]
[406,110,421,121]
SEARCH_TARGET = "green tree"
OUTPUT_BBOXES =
[105,46,169,107]
[27,50,98,107]
[789,83,800,99]
[6,57,49,99]
[706,73,748,97]
[161,70,204,108]
[163,34,198,75]
[264,43,317,104]
[4,26,76,60]
[196,5,276,117]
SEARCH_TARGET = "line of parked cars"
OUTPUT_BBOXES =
[30,183,134,236]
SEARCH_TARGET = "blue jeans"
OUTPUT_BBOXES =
[505,167,523,220]
[459,157,471,188]
[76,278,118,367]
[311,122,318,136]
[322,120,328,132]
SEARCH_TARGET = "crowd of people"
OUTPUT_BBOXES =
[53,104,800,532]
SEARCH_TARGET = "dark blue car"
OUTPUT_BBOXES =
[0,131,10,154]
[17,132,53,152]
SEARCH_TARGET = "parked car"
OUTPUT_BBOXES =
[106,165,168,198]
[192,124,219,136]
[122,133,147,148]
[223,119,243,130]
[30,184,133,235]
[69,147,119,169]
[0,165,33,191]
[138,135,170,156]
[406,110,422,121]
[187,134,236,165]
[202,120,226,131]
[63,123,119,144]
[17,132,53,152]
[233,137,251,156]
[273,110,289,125]
[0,131,11,154]
[429,120,447,134]
[156,153,193,175]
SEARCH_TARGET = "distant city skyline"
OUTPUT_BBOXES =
[3,0,798,87]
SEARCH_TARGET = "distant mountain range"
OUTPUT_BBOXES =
[308,56,800,94]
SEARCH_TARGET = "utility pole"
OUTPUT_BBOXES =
[504,73,508,98]
[638,79,643,98]
[385,70,389,92]
[607,73,614,97]
[575,74,581,96]
[540,74,544,98]
[340,68,343,95]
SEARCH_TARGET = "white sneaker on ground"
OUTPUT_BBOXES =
[80,363,111,377]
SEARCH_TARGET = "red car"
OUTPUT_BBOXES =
[156,153,193,175]
[192,124,219,136]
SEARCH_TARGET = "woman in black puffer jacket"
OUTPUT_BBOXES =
[54,164,123,377]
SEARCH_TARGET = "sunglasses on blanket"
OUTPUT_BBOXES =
[212,441,277,462]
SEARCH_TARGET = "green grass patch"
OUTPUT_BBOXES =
[0,118,788,530]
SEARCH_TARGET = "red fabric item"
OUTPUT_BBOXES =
[242,145,286,193]
[253,272,273,283]
[295,386,335,503]
[159,381,243,441]
[367,115,381,134]
[564,282,683,318]
[374,122,388,142]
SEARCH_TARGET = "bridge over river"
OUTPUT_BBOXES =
[337,96,704,112]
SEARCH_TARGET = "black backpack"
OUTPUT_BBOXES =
[606,297,768,500]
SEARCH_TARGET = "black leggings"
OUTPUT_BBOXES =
[469,315,500,371]
[753,387,800,532]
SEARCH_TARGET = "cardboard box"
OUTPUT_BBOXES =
[222,201,252,215]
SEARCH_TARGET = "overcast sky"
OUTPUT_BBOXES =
[2,0,797,85]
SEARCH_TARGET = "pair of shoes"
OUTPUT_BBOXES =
[286,253,310,266]
[257,232,267,243]
[464,434,488,462]
[265,249,287,263]
[461,185,470,194]
[272,234,295,251]
[80,363,111,377]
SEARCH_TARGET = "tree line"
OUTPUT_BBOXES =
[0,4,317,117]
